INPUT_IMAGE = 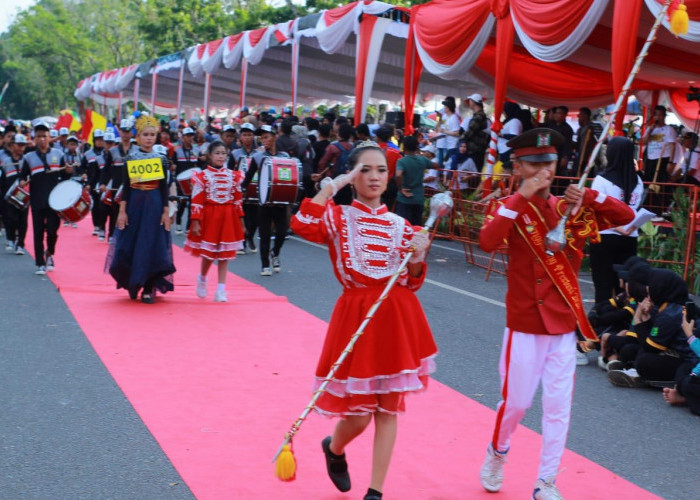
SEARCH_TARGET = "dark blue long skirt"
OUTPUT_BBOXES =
[107,189,175,297]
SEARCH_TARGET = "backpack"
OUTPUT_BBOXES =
[330,141,354,177]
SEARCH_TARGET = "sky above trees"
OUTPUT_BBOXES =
[0,0,426,118]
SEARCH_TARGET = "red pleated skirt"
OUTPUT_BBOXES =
[313,285,437,417]
[184,204,244,260]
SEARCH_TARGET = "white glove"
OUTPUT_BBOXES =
[408,230,430,263]
[325,163,362,196]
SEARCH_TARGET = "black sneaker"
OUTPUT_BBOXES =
[247,236,257,253]
[271,253,281,272]
[321,436,351,492]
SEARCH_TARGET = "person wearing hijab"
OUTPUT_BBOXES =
[608,269,695,387]
[589,137,644,304]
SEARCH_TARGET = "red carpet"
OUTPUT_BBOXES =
[27,222,659,499]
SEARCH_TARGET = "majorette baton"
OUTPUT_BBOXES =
[272,192,454,481]
[544,0,686,255]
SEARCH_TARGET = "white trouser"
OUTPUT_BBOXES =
[491,328,576,480]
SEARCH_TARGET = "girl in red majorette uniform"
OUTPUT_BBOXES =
[184,140,245,302]
[290,142,435,500]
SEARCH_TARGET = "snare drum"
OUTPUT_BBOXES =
[100,180,115,206]
[176,168,198,196]
[236,157,259,203]
[258,157,301,205]
[4,179,30,210]
[49,180,92,223]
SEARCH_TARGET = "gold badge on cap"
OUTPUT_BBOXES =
[536,133,551,147]
[51,156,58,164]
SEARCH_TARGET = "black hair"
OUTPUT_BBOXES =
[355,123,370,137]
[206,140,228,161]
[558,106,569,115]
[347,145,385,169]
[323,112,336,123]
[403,135,419,152]
[654,105,666,114]
[304,117,320,131]
[338,123,354,141]
[335,116,349,127]
[318,123,332,138]
[579,107,592,118]
[375,127,392,142]
[280,119,293,135]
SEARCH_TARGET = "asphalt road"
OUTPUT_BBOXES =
[1,227,698,499]
[222,233,700,500]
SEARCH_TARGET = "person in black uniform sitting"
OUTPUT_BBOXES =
[19,122,73,274]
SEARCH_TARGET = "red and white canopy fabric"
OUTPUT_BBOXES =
[73,0,485,120]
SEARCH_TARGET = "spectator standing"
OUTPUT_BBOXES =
[574,107,603,175]
[395,136,431,226]
[497,102,523,163]
[547,106,574,178]
[435,97,460,166]
[589,137,644,304]
[317,124,355,205]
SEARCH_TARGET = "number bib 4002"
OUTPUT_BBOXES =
[127,157,165,183]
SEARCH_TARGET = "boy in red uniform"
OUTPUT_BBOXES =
[478,128,634,499]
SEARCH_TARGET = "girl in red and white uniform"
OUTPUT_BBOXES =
[184,140,245,302]
[291,143,435,500]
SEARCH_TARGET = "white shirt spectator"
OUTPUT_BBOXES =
[645,125,677,160]
[423,167,440,190]
[591,175,644,237]
[497,118,523,154]
[444,113,461,150]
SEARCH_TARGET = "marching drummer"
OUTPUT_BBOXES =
[1,133,29,254]
[19,121,73,274]
[230,122,258,253]
[171,126,201,235]
[82,129,107,240]
[102,120,137,242]
[241,124,291,276]
[99,131,117,241]
[62,135,83,228]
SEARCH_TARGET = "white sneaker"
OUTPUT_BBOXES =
[533,478,564,500]
[597,355,608,371]
[35,266,46,275]
[175,225,183,235]
[15,246,25,256]
[71,223,78,228]
[260,267,272,276]
[98,230,105,241]
[576,351,588,366]
[5,242,14,253]
[480,444,506,492]
[196,275,207,298]
[92,227,99,236]
[607,368,645,388]
[63,221,69,227]
[214,289,227,302]
[46,256,55,271]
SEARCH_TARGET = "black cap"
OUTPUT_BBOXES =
[627,261,653,286]
[613,256,648,281]
[507,127,564,162]
[441,96,456,112]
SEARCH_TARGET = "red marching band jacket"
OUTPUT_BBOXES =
[479,189,635,336]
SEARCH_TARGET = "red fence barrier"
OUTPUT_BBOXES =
[424,172,699,290]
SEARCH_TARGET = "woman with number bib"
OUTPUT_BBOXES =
[107,115,176,303]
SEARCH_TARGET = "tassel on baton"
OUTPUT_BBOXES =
[273,192,454,481]
[544,0,681,255]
